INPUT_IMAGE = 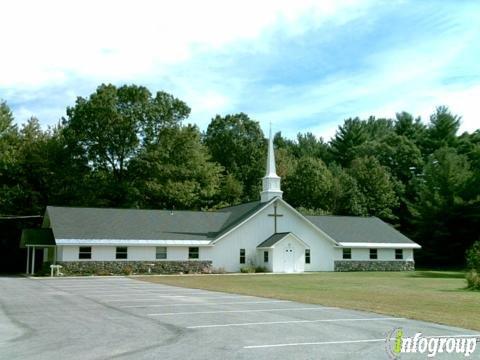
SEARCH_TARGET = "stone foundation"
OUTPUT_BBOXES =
[334,260,415,272]
[56,260,212,276]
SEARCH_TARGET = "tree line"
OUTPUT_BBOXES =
[1,84,479,266]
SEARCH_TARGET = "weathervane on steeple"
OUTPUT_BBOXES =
[260,123,283,202]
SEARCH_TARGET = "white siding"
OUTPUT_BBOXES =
[128,247,155,261]
[404,249,414,261]
[92,246,115,260]
[207,201,336,272]
[256,249,272,272]
[338,247,415,261]
[62,246,79,261]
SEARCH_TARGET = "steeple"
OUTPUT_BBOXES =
[260,124,283,202]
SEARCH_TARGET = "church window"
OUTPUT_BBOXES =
[79,246,91,259]
[264,251,268,263]
[188,247,199,259]
[240,249,246,264]
[305,249,311,264]
[370,248,378,260]
[395,249,403,260]
[342,248,351,259]
[156,247,167,260]
[116,247,128,259]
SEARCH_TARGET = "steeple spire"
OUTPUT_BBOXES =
[260,124,283,202]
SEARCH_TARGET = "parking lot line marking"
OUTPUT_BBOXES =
[82,292,209,297]
[244,338,386,349]
[121,300,290,308]
[106,295,243,302]
[187,317,401,329]
[149,307,337,316]
[244,333,480,349]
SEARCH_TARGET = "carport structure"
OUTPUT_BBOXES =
[20,228,56,274]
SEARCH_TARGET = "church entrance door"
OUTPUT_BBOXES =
[283,243,295,273]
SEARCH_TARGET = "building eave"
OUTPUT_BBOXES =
[55,239,214,246]
[336,242,421,249]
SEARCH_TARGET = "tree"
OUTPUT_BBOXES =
[328,164,367,216]
[204,113,265,202]
[283,156,333,210]
[348,156,399,220]
[355,134,423,184]
[63,84,190,206]
[423,106,461,154]
[364,116,394,139]
[409,147,479,266]
[284,132,329,161]
[329,118,368,166]
[394,111,426,145]
[130,125,222,210]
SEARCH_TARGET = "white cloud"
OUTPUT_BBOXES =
[0,0,376,88]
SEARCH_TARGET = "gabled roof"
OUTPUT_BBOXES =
[257,232,291,248]
[257,232,310,249]
[306,216,417,245]
[45,201,268,242]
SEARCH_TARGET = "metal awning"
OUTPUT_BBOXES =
[20,228,56,248]
[21,229,56,275]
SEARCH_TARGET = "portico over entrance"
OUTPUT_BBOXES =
[257,232,309,273]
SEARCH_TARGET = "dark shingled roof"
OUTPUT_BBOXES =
[257,232,291,248]
[306,216,416,244]
[46,201,270,241]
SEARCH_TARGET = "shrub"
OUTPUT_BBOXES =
[255,266,267,273]
[465,241,480,290]
[36,262,52,276]
[466,241,480,271]
[466,270,480,290]
[240,265,256,273]
[123,265,133,275]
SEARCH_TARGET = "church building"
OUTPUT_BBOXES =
[22,129,420,275]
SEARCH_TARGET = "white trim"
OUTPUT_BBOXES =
[337,242,421,249]
[55,239,212,246]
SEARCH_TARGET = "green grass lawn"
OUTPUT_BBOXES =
[137,270,480,331]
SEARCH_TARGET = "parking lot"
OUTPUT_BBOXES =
[0,276,478,359]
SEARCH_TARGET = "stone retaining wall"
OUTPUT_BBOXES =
[56,260,212,276]
[334,260,415,272]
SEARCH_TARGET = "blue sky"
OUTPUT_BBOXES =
[1,0,479,139]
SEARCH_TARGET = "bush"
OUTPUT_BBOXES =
[240,265,268,273]
[465,242,480,290]
[255,266,267,273]
[36,262,52,276]
[466,241,480,271]
[240,265,256,273]
[123,265,133,275]
[466,270,480,290]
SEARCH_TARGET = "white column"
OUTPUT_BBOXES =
[53,246,57,265]
[26,246,30,274]
[31,246,35,275]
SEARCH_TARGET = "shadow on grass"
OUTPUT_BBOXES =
[409,271,466,279]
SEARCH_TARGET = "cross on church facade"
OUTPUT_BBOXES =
[268,202,283,233]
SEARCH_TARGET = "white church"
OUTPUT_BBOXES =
[22,130,420,275]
